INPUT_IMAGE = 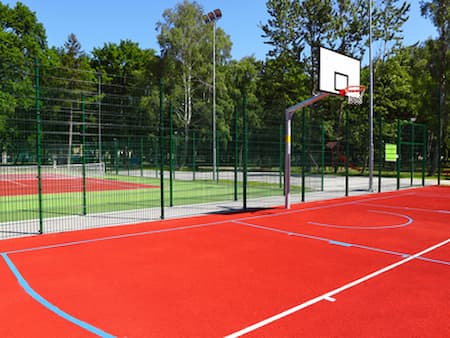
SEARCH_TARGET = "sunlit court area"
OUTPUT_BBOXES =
[1,186,449,337]
[1,0,449,337]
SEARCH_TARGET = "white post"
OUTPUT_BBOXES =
[212,19,217,181]
[205,9,222,182]
[368,0,374,191]
[284,92,330,209]
[98,72,102,163]
[285,111,292,209]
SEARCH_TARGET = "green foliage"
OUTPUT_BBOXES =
[261,0,304,59]
[91,40,159,138]
[0,0,447,169]
[372,0,410,60]
[420,0,449,163]
[0,1,47,146]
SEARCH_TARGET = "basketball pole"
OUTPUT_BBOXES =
[285,92,330,209]
[368,0,374,192]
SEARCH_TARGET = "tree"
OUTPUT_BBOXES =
[0,2,47,152]
[328,1,368,58]
[91,40,152,140]
[261,0,304,60]
[372,0,410,61]
[51,34,94,164]
[421,0,449,167]
[157,0,207,139]
[299,0,334,93]
[156,0,232,166]
[260,0,309,109]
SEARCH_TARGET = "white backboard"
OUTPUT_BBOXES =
[319,47,361,98]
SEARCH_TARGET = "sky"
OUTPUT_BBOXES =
[2,0,438,63]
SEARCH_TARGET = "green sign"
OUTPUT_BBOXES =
[385,144,397,162]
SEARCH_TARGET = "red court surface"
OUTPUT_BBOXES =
[0,186,449,337]
[0,176,158,196]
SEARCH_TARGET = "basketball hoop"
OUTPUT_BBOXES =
[339,85,366,105]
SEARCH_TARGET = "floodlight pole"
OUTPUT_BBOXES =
[97,72,102,163]
[368,0,374,191]
[206,9,222,182]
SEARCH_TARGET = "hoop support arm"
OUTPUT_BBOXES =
[286,92,330,119]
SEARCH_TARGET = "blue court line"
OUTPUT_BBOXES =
[1,253,115,338]
[233,221,450,266]
[329,240,353,247]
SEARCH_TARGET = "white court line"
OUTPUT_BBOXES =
[308,209,413,230]
[1,190,418,251]
[0,179,28,187]
[224,238,450,338]
[356,202,450,215]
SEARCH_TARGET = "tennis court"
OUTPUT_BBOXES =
[0,164,159,197]
[0,175,158,197]
[1,185,448,337]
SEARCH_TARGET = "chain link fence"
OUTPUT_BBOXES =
[0,61,443,238]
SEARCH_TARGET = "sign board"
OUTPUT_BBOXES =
[385,144,397,162]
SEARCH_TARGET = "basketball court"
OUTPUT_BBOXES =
[1,46,448,337]
[0,186,448,337]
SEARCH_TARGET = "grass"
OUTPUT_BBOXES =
[0,174,285,223]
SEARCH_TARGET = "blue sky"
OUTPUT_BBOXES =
[3,0,438,62]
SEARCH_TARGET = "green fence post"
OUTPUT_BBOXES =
[169,102,174,207]
[234,108,238,201]
[216,131,220,182]
[422,124,426,186]
[192,131,196,181]
[396,120,401,190]
[154,138,158,178]
[114,139,118,175]
[243,94,248,209]
[345,109,349,197]
[378,115,382,192]
[81,95,87,216]
[127,137,130,176]
[437,87,442,185]
[35,57,43,234]
[301,109,306,202]
[140,137,144,177]
[411,123,415,186]
[159,79,165,219]
[321,119,325,192]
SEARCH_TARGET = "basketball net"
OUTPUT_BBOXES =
[339,85,366,105]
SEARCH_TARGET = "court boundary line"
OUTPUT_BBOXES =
[224,238,450,338]
[3,222,222,255]
[0,190,432,255]
[1,252,115,338]
[233,220,450,266]
[2,190,417,255]
[356,202,450,214]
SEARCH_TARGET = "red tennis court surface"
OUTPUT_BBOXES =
[0,186,449,337]
[0,175,158,196]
